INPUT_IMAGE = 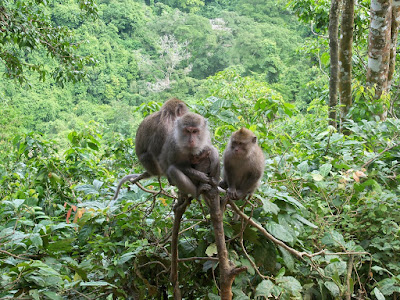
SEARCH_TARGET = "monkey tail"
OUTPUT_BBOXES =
[110,172,150,204]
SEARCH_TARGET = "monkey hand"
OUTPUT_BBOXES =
[227,188,238,200]
[209,177,220,187]
[198,172,211,184]
[198,183,212,194]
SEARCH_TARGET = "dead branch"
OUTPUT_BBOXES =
[228,199,309,260]
[0,249,30,261]
[178,220,204,235]
[170,194,192,300]
[362,141,400,169]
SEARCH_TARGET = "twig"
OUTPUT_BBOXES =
[362,141,400,168]
[310,22,329,39]
[346,254,354,300]
[178,220,204,235]
[0,249,30,261]
[139,260,168,270]
[228,200,371,260]
[135,181,175,198]
[178,257,219,262]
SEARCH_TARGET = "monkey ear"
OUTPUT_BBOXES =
[252,136,257,143]
[176,104,185,116]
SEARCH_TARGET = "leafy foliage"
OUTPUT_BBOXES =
[1,96,400,298]
[0,0,97,85]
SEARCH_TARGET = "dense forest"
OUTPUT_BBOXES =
[0,0,399,299]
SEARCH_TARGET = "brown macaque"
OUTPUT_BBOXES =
[220,128,265,200]
[160,112,220,198]
[113,98,189,200]
[135,97,189,176]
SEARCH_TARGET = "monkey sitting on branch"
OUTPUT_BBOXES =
[160,112,220,199]
[220,128,265,200]
[113,98,189,200]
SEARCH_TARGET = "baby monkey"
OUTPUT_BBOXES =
[188,145,220,195]
[220,128,265,200]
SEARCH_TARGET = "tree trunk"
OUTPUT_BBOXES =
[329,0,341,129]
[366,0,392,120]
[204,192,246,300]
[388,2,400,88]
[339,0,355,126]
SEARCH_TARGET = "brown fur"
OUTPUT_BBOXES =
[135,98,189,176]
[160,113,220,198]
[220,128,265,200]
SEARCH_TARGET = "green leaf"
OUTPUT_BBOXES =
[319,163,332,177]
[75,184,99,195]
[255,280,275,297]
[297,161,309,174]
[324,281,340,297]
[261,197,280,215]
[278,246,295,271]
[378,278,400,295]
[276,276,302,294]
[266,222,294,243]
[42,291,63,300]
[373,287,386,300]
[30,233,43,248]
[320,52,330,66]
[325,261,347,277]
[12,199,25,209]
[275,192,304,209]
[93,179,103,190]
[87,142,99,150]
[232,287,250,300]
[118,252,136,265]
[29,290,40,300]
[294,214,318,229]
[206,243,218,257]
[207,293,220,300]
[311,172,324,181]
[322,231,346,247]
[80,281,117,288]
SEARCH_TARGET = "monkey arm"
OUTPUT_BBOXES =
[180,167,210,183]
[208,146,221,187]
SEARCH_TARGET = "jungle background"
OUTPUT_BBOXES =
[0,0,399,299]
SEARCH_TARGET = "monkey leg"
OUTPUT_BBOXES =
[167,165,198,197]
[226,187,238,200]
[138,152,163,176]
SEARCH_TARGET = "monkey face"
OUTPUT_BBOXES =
[230,141,249,156]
